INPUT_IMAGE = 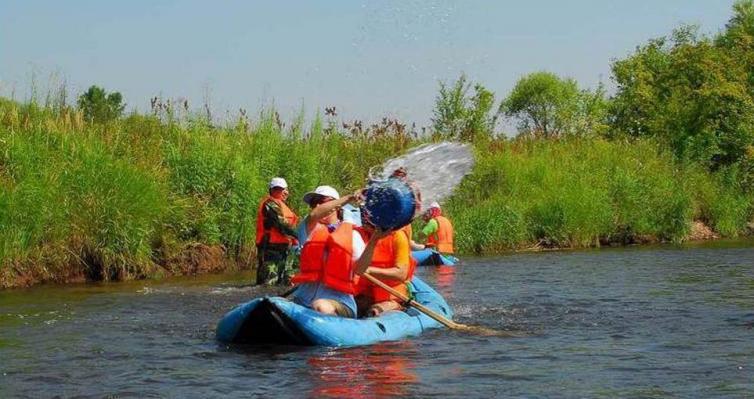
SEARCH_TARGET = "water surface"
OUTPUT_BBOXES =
[2,242,753,398]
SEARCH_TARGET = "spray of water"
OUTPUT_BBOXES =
[371,142,474,210]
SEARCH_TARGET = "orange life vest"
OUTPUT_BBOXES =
[427,215,454,254]
[291,223,356,294]
[290,224,329,285]
[321,223,357,294]
[356,231,417,303]
[255,195,298,246]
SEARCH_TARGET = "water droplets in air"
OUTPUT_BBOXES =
[372,142,474,209]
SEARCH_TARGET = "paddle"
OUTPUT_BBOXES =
[360,272,526,337]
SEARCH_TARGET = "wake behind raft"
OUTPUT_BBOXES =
[216,277,452,346]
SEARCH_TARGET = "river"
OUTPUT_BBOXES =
[1,241,753,398]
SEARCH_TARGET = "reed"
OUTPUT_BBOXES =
[447,138,752,253]
[0,98,751,286]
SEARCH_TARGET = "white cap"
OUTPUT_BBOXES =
[269,177,288,189]
[429,201,441,209]
[303,185,340,205]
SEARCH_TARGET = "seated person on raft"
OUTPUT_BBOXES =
[353,212,417,317]
[415,201,454,254]
[290,186,363,317]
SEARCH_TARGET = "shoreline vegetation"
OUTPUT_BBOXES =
[2,1,754,288]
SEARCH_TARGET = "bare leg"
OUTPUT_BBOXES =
[312,299,353,318]
[368,300,404,317]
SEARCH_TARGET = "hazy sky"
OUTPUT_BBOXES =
[0,1,739,127]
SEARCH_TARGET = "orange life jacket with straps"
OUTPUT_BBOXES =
[356,230,417,303]
[290,224,329,285]
[255,195,298,246]
[427,215,454,254]
[290,223,357,295]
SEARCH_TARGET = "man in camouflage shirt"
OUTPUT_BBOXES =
[255,178,299,285]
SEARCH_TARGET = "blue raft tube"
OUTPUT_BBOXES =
[411,249,458,266]
[215,277,452,346]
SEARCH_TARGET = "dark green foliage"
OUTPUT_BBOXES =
[77,85,125,123]
[610,8,754,173]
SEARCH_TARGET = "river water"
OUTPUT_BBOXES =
[2,241,753,398]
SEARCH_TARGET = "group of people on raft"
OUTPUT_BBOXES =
[254,170,454,318]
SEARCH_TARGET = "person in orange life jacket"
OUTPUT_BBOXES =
[353,211,416,317]
[290,187,364,317]
[255,177,300,286]
[416,202,454,254]
[297,185,362,244]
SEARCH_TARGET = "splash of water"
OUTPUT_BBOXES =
[372,142,474,210]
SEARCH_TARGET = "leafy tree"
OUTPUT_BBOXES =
[610,24,754,168]
[500,71,606,138]
[431,74,497,141]
[77,85,125,123]
[717,0,754,88]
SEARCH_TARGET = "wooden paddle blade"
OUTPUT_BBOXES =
[455,324,529,337]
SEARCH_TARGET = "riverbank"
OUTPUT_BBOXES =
[1,99,753,288]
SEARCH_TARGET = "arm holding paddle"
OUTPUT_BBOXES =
[355,229,410,282]
[355,227,523,337]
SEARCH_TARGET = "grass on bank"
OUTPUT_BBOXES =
[448,138,752,253]
[0,99,752,287]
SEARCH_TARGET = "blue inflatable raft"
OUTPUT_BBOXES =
[411,249,458,266]
[216,277,453,347]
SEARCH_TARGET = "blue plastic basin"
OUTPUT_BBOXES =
[363,178,416,230]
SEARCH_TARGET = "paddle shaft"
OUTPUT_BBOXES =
[360,272,463,330]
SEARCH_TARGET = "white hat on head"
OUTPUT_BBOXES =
[303,185,340,205]
[269,177,288,189]
[429,201,441,209]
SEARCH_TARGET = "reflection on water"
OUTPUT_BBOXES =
[308,342,417,398]
[435,265,456,291]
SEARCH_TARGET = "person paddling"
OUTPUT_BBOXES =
[255,178,299,286]
[416,202,454,254]
[353,210,417,317]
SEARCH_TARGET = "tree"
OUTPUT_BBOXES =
[610,24,754,168]
[717,0,754,88]
[500,71,605,138]
[77,85,125,123]
[431,74,497,141]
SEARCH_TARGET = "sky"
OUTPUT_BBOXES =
[0,1,740,127]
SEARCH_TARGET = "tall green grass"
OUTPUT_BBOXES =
[0,100,418,286]
[447,138,752,253]
[0,98,752,286]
